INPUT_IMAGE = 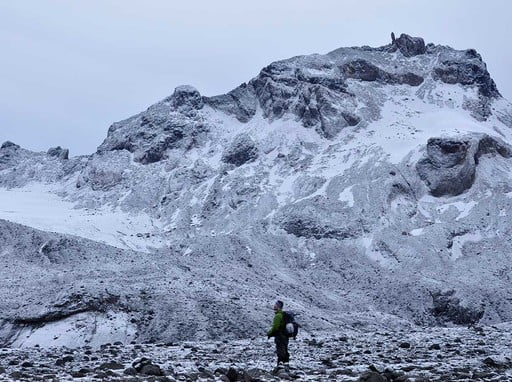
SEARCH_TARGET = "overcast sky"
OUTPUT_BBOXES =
[1,0,511,156]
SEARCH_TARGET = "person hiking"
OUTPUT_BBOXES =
[267,300,290,368]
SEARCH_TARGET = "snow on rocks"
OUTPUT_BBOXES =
[1,325,512,381]
[416,134,512,197]
[2,33,512,349]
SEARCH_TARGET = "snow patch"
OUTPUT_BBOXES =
[12,312,136,349]
[0,184,166,252]
[410,228,424,236]
[451,231,482,260]
[437,200,478,221]
[338,186,355,207]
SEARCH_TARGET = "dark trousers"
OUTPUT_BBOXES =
[275,334,290,364]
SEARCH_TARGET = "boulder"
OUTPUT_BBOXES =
[221,134,258,167]
[1,141,19,149]
[430,290,484,325]
[225,366,238,382]
[140,364,164,376]
[132,357,152,372]
[169,85,204,110]
[131,357,164,376]
[275,197,357,239]
[55,355,74,366]
[416,138,476,197]
[342,59,381,82]
[47,146,69,160]
[123,367,137,375]
[98,361,124,370]
[393,33,426,57]
[358,370,389,382]
[417,135,512,197]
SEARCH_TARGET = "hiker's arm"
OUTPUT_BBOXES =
[267,314,282,337]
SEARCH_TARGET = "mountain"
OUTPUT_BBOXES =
[1,33,512,348]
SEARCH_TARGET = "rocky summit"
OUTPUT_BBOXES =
[1,32,512,368]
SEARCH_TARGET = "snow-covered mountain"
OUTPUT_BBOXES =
[2,33,512,348]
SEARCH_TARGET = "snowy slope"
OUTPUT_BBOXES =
[2,33,512,346]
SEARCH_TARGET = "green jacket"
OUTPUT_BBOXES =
[267,309,285,337]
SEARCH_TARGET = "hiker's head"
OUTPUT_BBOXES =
[274,300,284,311]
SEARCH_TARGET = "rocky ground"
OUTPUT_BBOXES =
[1,324,511,381]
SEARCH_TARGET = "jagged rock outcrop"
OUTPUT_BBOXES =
[417,135,512,197]
[431,290,484,325]
[205,83,258,123]
[47,146,69,160]
[433,50,500,98]
[169,85,204,110]
[221,134,258,167]
[417,138,477,197]
[1,141,19,150]
[342,59,424,86]
[391,33,427,57]
[275,196,359,240]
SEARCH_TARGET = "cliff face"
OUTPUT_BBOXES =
[1,34,512,347]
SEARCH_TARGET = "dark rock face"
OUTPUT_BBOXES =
[0,142,22,168]
[205,83,258,123]
[431,290,484,325]
[393,33,426,57]
[140,364,163,376]
[342,59,381,82]
[476,135,512,160]
[131,357,163,376]
[226,367,238,382]
[135,132,183,164]
[342,59,424,87]
[248,61,362,138]
[417,135,512,197]
[1,141,19,150]
[97,85,210,164]
[296,84,360,138]
[15,292,120,327]
[398,72,424,86]
[47,146,69,160]
[280,216,346,239]
[358,370,388,382]
[416,138,476,197]
[433,59,500,98]
[276,197,357,240]
[221,134,258,167]
[168,85,204,110]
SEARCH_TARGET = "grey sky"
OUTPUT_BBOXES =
[1,0,511,156]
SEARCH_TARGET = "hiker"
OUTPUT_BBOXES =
[267,300,290,367]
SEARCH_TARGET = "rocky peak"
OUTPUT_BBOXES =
[1,141,19,150]
[167,85,204,110]
[94,33,503,165]
[390,33,427,57]
[47,146,69,160]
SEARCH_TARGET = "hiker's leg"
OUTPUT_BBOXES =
[275,335,287,364]
[284,336,290,363]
